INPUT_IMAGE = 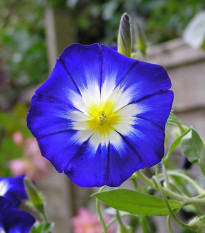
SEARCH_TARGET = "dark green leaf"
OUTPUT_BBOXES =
[92,189,181,216]
[180,129,204,163]
[199,147,205,176]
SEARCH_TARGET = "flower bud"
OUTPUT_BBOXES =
[117,13,132,57]
[188,216,205,232]
[24,177,45,214]
[135,20,147,57]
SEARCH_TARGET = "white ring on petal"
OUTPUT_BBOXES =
[0,180,9,196]
[69,79,142,150]
[0,228,6,233]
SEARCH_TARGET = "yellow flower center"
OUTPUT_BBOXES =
[87,100,120,135]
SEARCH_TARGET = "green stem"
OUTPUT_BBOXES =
[167,216,174,233]
[145,216,154,233]
[137,171,205,205]
[165,171,205,195]
[140,216,149,233]
[131,178,139,190]
[96,186,107,233]
[194,204,204,216]
[155,164,160,177]
[136,171,155,189]
[153,177,189,229]
[42,211,48,223]
[168,182,184,195]
[176,122,185,134]
[162,162,170,190]
[116,210,124,227]
[196,193,205,198]
[106,214,131,228]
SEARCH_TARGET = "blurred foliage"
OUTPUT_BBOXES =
[50,0,205,45]
[0,103,31,176]
[1,0,205,87]
[0,0,48,86]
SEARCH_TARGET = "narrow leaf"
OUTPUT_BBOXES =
[164,128,191,163]
[92,189,181,216]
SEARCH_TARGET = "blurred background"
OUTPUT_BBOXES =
[0,0,205,232]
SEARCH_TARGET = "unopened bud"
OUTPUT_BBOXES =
[24,177,45,214]
[117,13,132,57]
[188,216,205,232]
[135,20,147,57]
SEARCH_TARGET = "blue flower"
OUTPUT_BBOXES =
[27,44,173,187]
[0,176,28,206]
[0,197,35,233]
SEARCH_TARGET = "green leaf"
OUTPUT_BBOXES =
[163,128,191,163]
[199,155,205,176]
[167,112,187,127]
[180,129,204,163]
[92,189,181,216]
[199,143,205,176]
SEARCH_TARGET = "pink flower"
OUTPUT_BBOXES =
[12,131,23,146]
[10,160,29,176]
[10,136,51,181]
[24,138,39,157]
[71,208,112,233]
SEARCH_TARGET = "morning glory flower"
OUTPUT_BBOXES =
[0,197,35,233]
[27,43,173,187]
[0,176,27,206]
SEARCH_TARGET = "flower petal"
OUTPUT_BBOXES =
[65,144,108,187]
[27,44,102,139]
[100,45,136,102]
[37,131,79,173]
[118,60,172,102]
[27,62,79,139]
[59,43,102,91]
[0,197,35,233]
[65,131,145,187]
[101,45,171,102]
[27,94,75,139]
[134,90,174,129]
[105,142,144,187]
[120,118,166,168]
[0,176,27,207]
